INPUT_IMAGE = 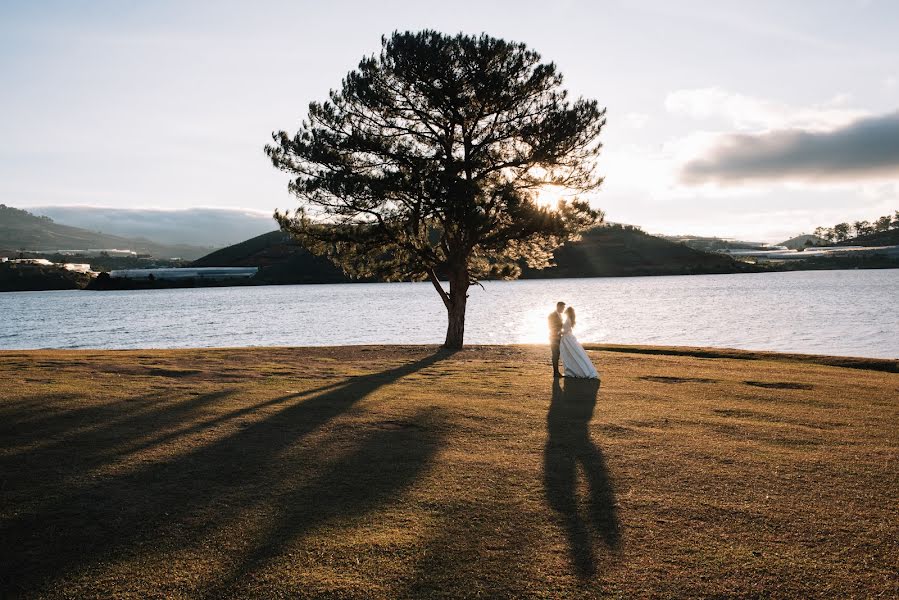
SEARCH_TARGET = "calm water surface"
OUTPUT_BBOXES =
[1,270,896,358]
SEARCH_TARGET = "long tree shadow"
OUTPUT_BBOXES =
[399,494,537,599]
[0,388,239,496]
[204,407,443,597]
[543,377,620,579]
[1,350,452,596]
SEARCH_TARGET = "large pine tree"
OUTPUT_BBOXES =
[266,30,605,348]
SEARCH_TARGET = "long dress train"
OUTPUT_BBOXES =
[559,319,599,379]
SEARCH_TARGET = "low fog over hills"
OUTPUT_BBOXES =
[0,205,212,259]
[30,207,277,248]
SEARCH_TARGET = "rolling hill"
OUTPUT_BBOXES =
[0,205,212,260]
[522,225,744,278]
[194,224,747,283]
[191,231,350,283]
[779,234,829,249]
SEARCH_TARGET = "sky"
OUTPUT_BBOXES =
[1,0,897,242]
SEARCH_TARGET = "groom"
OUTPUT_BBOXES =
[548,301,565,378]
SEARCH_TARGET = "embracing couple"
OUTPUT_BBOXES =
[548,301,599,379]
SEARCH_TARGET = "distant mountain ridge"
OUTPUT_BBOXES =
[660,235,768,252]
[194,224,747,283]
[0,205,211,259]
[29,206,277,248]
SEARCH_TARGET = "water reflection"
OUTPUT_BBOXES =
[0,270,895,357]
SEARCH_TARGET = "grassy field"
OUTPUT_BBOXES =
[1,345,896,599]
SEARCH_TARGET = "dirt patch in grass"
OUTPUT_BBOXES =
[640,375,719,384]
[0,345,896,599]
[745,380,815,390]
[712,408,760,419]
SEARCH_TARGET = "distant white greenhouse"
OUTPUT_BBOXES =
[63,263,92,273]
[724,245,899,262]
[45,249,139,257]
[108,267,258,280]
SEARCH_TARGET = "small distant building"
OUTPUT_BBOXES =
[51,249,138,257]
[63,263,92,273]
[0,257,8,263]
[88,249,138,257]
[6,258,96,275]
[108,267,258,280]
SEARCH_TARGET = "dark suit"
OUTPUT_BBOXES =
[548,310,563,373]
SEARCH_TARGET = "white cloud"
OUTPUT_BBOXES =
[664,87,868,131]
[885,75,898,90]
[623,112,650,129]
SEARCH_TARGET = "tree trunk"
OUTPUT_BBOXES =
[443,269,469,349]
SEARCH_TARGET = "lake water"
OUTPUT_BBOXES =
[1,270,896,358]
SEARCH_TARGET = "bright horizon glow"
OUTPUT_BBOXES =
[1,1,898,243]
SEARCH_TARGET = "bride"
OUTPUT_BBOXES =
[560,307,599,379]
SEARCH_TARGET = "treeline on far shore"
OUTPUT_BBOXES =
[814,210,899,243]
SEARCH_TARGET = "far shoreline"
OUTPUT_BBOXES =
[4,264,899,294]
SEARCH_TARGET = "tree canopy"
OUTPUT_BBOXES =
[266,30,605,347]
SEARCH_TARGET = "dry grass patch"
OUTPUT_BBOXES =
[0,345,896,598]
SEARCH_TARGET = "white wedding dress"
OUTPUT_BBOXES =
[559,319,599,379]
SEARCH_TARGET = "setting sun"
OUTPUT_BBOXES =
[534,184,577,209]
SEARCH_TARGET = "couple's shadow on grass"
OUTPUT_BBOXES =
[544,377,620,578]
